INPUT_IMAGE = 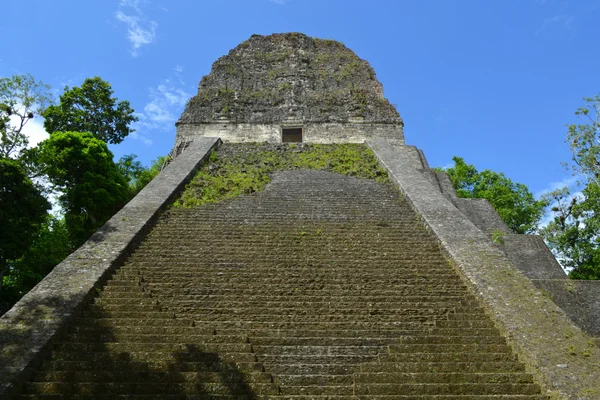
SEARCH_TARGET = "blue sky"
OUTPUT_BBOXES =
[1,0,599,198]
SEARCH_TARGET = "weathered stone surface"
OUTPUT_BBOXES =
[368,139,600,400]
[533,279,600,337]
[10,165,541,399]
[0,137,220,398]
[176,33,404,144]
[455,198,511,235]
[499,234,567,280]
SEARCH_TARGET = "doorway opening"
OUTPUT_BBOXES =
[282,127,303,143]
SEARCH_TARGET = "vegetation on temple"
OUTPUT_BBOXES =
[175,143,389,207]
[179,33,402,125]
[0,74,160,314]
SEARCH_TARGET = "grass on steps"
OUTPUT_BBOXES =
[174,143,389,208]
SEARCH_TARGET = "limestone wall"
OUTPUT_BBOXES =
[176,122,404,144]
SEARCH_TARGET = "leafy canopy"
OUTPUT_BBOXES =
[0,158,50,288]
[117,154,167,196]
[2,216,72,302]
[438,156,547,234]
[541,94,600,280]
[43,77,138,144]
[0,74,53,157]
[36,131,129,245]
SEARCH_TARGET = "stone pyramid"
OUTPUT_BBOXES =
[1,33,599,400]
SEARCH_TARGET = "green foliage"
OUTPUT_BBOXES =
[491,229,506,244]
[175,144,388,208]
[0,74,53,157]
[541,182,600,280]
[43,77,138,144]
[36,132,129,246]
[118,154,167,196]
[337,60,362,82]
[541,94,600,280]
[0,158,50,290]
[437,156,547,234]
[2,216,71,299]
[566,94,600,183]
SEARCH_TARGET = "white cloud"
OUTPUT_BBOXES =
[115,1,158,56]
[269,0,290,4]
[535,14,574,36]
[534,175,581,199]
[131,68,192,144]
[142,81,189,125]
[536,175,584,232]
[8,114,49,149]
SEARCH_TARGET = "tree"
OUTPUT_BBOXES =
[117,154,167,196]
[2,216,71,300]
[36,131,129,246]
[0,74,53,157]
[43,77,138,144]
[438,157,547,234]
[0,158,50,291]
[566,94,600,183]
[541,94,600,280]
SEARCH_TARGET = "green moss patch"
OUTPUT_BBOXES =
[174,143,389,208]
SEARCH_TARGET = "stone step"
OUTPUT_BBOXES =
[48,351,258,363]
[86,304,480,316]
[99,287,471,297]
[13,394,549,400]
[22,381,279,396]
[389,344,512,354]
[120,260,453,269]
[352,372,534,384]
[63,334,397,347]
[253,345,383,356]
[93,298,480,310]
[71,318,194,327]
[40,360,265,373]
[274,384,355,396]
[275,374,354,386]
[131,281,467,290]
[62,333,249,344]
[124,256,451,264]
[66,325,431,337]
[354,383,541,396]
[360,361,526,373]
[397,336,506,345]
[435,320,496,329]
[52,342,252,354]
[380,353,517,363]
[133,240,444,249]
[80,311,464,323]
[31,370,274,384]
[71,318,436,330]
[111,271,461,281]
[259,354,377,365]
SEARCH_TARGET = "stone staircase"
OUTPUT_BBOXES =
[15,169,544,399]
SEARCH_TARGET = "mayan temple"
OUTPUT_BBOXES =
[1,33,599,400]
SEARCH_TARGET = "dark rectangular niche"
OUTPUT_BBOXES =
[282,127,303,143]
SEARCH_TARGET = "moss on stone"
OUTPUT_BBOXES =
[174,143,389,208]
